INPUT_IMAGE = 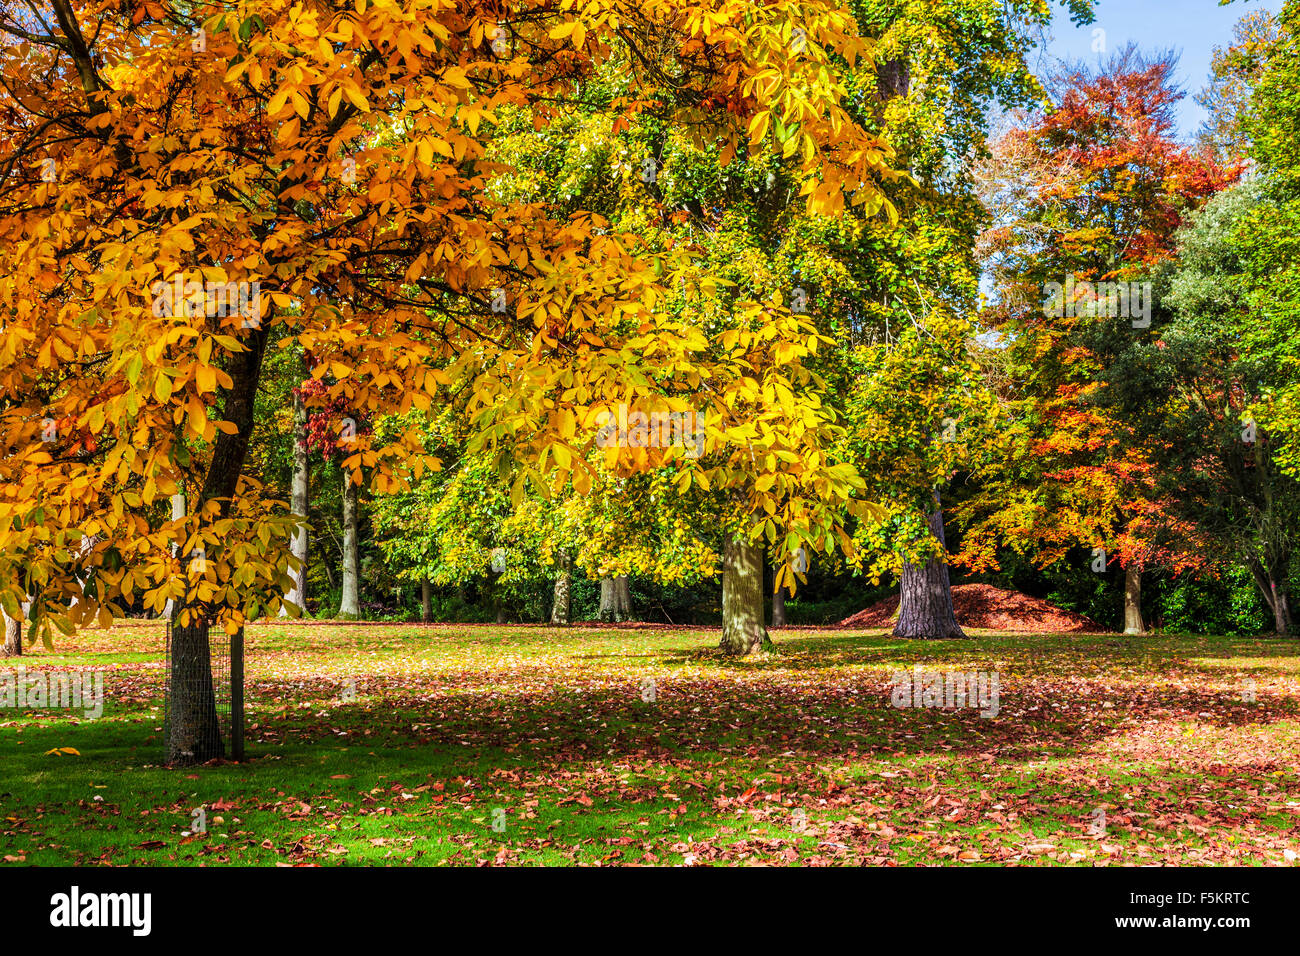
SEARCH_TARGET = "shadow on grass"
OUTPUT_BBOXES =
[2,668,1295,866]
[2,628,1297,865]
[242,665,1299,772]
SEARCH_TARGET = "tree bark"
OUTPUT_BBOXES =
[1272,580,1293,637]
[598,577,622,622]
[338,472,360,619]
[281,388,309,616]
[877,57,911,101]
[720,536,769,656]
[2,606,20,657]
[1122,565,1145,635]
[893,503,966,640]
[1263,572,1292,637]
[615,574,633,621]
[421,579,433,623]
[550,553,572,625]
[1248,558,1293,637]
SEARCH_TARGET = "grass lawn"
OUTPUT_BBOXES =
[1,622,1297,866]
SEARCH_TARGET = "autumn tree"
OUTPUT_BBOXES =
[821,0,1100,638]
[379,0,1099,648]
[962,46,1233,633]
[1143,0,1300,636]
[1129,181,1300,636]
[446,32,887,652]
[0,0,902,767]
[1196,7,1278,164]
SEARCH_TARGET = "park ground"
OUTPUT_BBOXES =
[0,622,1297,866]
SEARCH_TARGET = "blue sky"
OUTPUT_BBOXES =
[1044,0,1284,141]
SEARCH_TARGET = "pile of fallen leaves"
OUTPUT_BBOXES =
[839,584,1102,633]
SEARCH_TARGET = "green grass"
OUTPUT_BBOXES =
[1,622,1298,866]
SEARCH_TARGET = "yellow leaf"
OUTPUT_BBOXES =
[267,87,290,116]
[342,84,369,113]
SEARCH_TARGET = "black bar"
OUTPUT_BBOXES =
[5,865,1289,944]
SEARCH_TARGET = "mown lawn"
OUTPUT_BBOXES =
[1,622,1297,866]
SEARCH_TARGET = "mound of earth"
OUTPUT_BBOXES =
[839,583,1101,633]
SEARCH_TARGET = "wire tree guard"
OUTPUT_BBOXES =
[163,618,245,763]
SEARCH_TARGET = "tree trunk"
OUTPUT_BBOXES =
[893,502,965,640]
[550,553,572,625]
[598,577,622,622]
[2,606,20,657]
[421,579,433,623]
[615,574,633,621]
[164,323,267,765]
[1122,565,1145,635]
[1272,581,1293,637]
[1248,558,1293,637]
[720,536,769,656]
[771,564,787,628]
[1263,572,1292,637]
[281,389,309,616]
[877,57,911,100]
[338,473,360,619]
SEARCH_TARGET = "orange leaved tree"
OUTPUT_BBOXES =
[0,0,897,761]
[962,48,1232,631]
